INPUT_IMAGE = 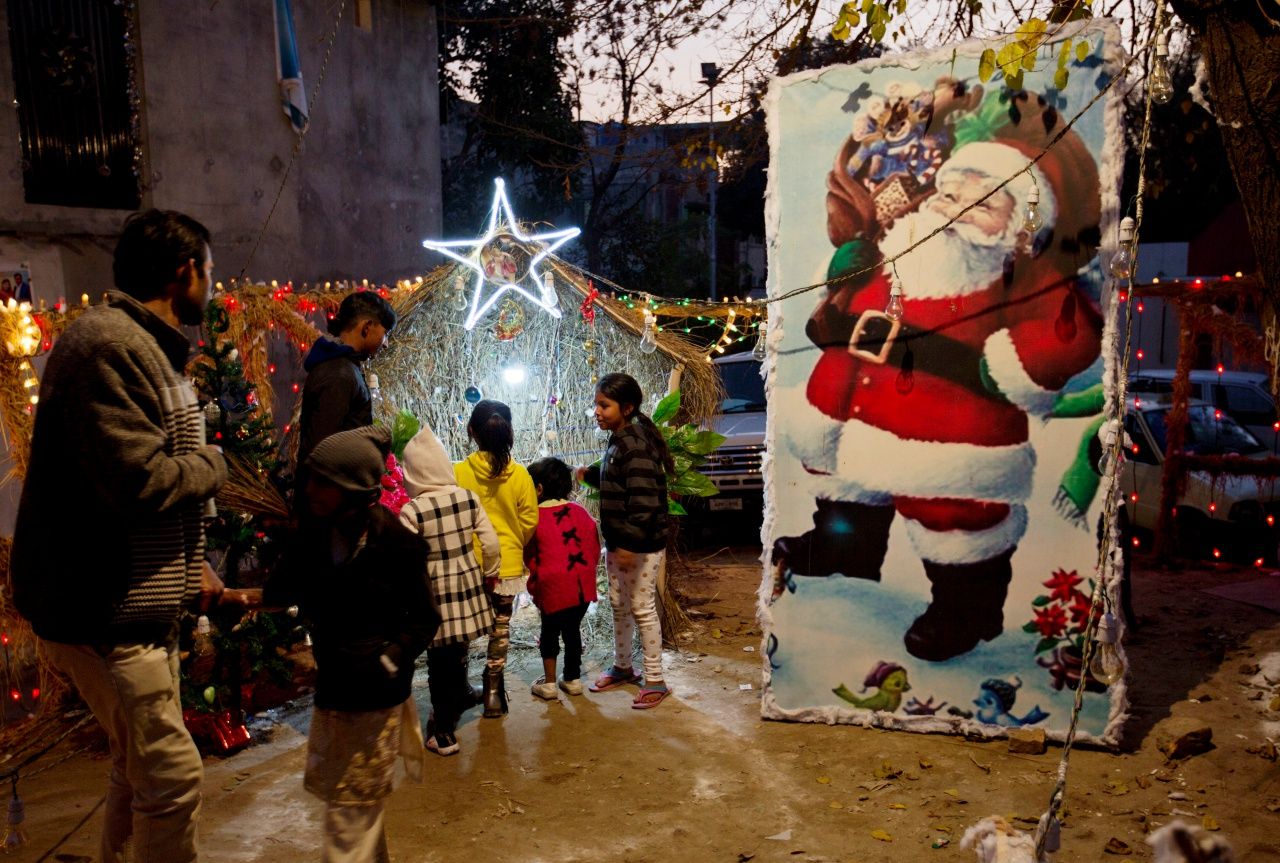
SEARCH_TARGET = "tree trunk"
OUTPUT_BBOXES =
[1168,3,1280,313]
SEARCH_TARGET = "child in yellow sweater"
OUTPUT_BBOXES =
[454,399,538,717]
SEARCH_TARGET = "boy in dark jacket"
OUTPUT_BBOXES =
[297,291,397,471]
[266,425,439,862]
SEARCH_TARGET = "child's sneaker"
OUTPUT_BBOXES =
[426,730,459,756]
[531,678,559,700]
[558,678,584,696]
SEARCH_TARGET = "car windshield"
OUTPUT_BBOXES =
[719,359,766,413]
[1143,405,1267,456]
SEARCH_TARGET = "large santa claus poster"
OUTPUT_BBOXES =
[761,22,1125,742]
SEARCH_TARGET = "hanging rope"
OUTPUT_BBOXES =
[1033,5,1165,858]
[238,0,350,281]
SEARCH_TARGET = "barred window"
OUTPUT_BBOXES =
[6,0,141,209]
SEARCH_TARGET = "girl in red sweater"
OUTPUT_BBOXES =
[525,458,602,699]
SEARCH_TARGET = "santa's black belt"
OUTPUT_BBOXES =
[848,311,1004,402]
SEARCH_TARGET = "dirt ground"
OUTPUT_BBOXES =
[19,546,1280,863]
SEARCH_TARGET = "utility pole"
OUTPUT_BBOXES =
[701,62,720,301]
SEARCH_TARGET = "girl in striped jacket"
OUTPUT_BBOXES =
[399,425,500,756]
[579,373,674,710]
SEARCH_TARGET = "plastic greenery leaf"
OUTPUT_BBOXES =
[685,430,727,456]
[390,409,421,461]
[670,470,719,498]
[668,499,688,516]
[978,48,996,82]
[953,90,1013,149]
[652,390,681,425]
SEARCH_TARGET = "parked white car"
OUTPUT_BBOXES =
[1128,369,1277,450]
[1121,393,1280,562]
[697,352,766,514]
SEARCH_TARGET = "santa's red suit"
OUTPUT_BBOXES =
[793,255,1102,565]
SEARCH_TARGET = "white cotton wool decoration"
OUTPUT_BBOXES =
[960,817,1043,863]
[1146,820,1235,863]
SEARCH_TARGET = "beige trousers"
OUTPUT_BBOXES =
[45,636,202,863]
[323,802,390,863]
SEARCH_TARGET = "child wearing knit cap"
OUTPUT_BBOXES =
[266,425,440,862]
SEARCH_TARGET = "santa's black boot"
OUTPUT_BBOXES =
[771,500,895,579]
[903,549,1016,662]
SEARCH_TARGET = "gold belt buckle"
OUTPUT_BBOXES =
[848,309,901,364]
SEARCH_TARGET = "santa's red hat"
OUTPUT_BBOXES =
[941,91,1101,272]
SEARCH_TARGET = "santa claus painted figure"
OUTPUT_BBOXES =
[773,91,1104,663]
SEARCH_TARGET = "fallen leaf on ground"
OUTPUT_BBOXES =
[874,762,902,780]
[711,629,723,638]
[1203,815,1220,831]
[930,824,953,833]
[816,776,832,784]
[1266,799,1280,813]
[1270,695,1280,711]
[1135,775,1152,789]
[870,829,893,842]
[1103,837,1133,855]
[1104,779,1130,796]
[888,803,907,810]
[919,758,933,769]
[828,801,843,809]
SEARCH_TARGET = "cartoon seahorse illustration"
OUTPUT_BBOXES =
[972,676,1049,727]
[833,661,911,712]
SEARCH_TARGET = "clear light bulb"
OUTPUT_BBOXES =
[639,311,658,354]
[1088,611,1125,686]
[1110,216,1135,280]
[543,271,558,308]
[884,285,905,321]
[453,275,470,311]
[752,322,768,361]
[1149,32,1174,105]
[1021,184,1044,234]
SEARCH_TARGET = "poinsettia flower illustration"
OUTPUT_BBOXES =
[1034,603,1069,638]
[1042,568,1084,603]
[1068,592,1096,628]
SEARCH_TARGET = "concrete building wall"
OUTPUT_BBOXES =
[0,0,442,299]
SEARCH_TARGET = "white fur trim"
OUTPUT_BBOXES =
[983,328,1059,419]
[834,418,1034,504]
[902,505,1027,564]
[937,142,1057,230]
[778,385,843,474]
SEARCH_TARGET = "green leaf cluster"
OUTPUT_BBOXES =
[651,390,727,516]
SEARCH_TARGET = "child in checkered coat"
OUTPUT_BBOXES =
[525,458,602,700]
[398,424,500,756]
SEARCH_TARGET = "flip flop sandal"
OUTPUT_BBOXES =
[631,687,671,710]
[589,667,641,692]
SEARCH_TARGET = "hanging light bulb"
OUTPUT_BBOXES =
[2,787,26,851]
[639,310,658,354]
[1110,216,1135,280]
[1021,183,1044,234]
[1087,611,1125,686]
[452,275,470,311]
[1149,30,1174,105]
[884,284,905,321]
[543,271,558,309]
[752,322,768,361]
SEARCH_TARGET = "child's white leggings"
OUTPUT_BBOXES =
[607,549,665,685]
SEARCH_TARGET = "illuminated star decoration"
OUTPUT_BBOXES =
[422,177,580,330]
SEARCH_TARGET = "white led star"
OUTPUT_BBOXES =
[423,178,580,330]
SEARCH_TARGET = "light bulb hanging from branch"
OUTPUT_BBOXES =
[1110,216,1135,281]
[1088,611,1125,686]
[1149,29,1174,105]
[639,309,658,354]
[1021,182,1045,234]
[752,321,768,361]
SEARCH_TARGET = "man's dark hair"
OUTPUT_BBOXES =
[112,210,211,301]
[528,457,574,502]
[328,291,397,336]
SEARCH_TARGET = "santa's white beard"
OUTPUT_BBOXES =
[880,207,1019,300]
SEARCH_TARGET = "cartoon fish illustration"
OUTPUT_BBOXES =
[834,661,911,711]
[973,676,1049,727]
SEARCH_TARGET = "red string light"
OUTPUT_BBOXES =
[291,383,300,393]
[1136,349,1145,360]
[1208,501,1217,513]
[1212,547,1221,558]
[9,689,19,702]
[1216,363,1225,375]
[30,687,39,700]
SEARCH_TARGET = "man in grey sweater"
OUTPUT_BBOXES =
[12,210,229,863]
